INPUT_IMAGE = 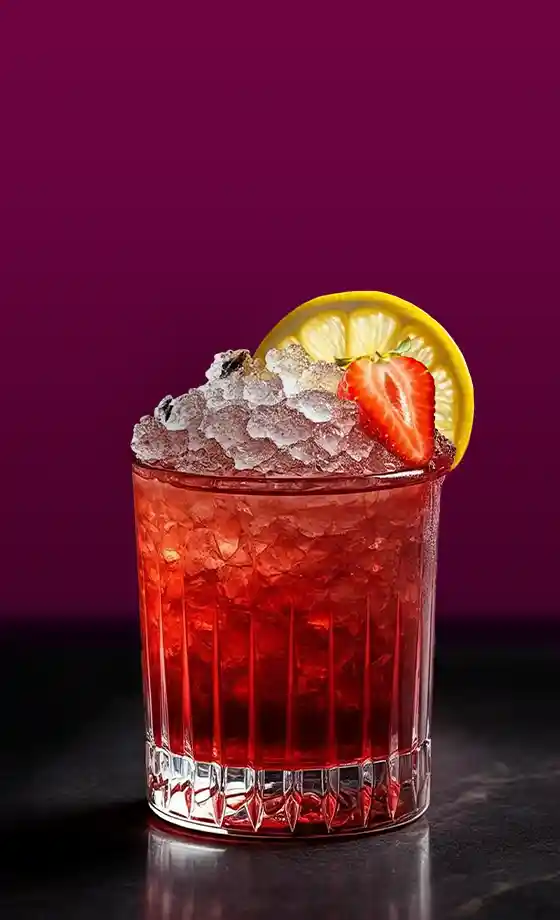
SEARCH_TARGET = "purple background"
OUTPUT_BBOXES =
[1,3,559,621]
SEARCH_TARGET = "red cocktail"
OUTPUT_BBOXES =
[133,462,447,836]
[131,290,473,836]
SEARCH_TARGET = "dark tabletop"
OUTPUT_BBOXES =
[1,618,559,920]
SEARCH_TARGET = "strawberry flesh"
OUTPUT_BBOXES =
[338,355,435,466]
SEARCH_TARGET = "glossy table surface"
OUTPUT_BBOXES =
[2,620,559,919]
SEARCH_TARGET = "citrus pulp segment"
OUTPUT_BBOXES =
[255,291,474,466]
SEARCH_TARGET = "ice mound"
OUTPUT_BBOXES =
[131,345,453,477]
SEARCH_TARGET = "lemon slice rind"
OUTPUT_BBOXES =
[255,291,474,467]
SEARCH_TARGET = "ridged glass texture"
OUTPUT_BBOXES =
[133,464,444,837]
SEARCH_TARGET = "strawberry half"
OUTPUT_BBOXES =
[338,354,435,465]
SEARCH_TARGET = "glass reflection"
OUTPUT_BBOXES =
[145,821,431,920]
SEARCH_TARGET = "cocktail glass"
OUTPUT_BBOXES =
[133,460,446,837]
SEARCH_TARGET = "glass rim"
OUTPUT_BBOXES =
[132,458,450,496]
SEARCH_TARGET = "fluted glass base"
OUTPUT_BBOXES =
[147,739,431,837]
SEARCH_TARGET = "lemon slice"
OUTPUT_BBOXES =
[255,291,474,466]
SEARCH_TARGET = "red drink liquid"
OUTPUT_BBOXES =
[133,463,446,836]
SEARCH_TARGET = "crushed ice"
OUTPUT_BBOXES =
[131,345,450,476]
